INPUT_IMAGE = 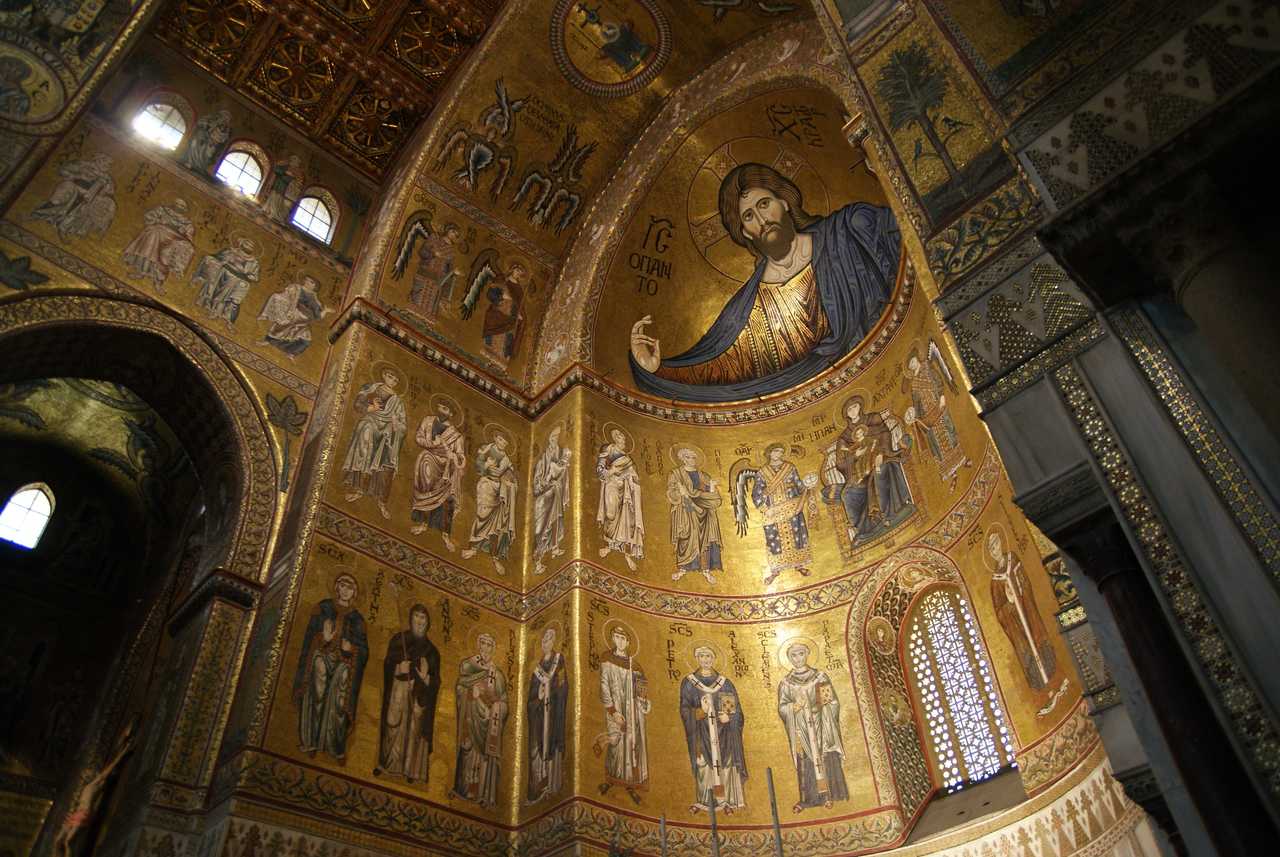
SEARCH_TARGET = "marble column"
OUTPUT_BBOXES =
[1058,514,1277,856]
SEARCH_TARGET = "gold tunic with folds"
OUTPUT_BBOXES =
[657,264,829,387]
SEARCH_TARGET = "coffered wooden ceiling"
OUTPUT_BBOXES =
[153,0,501,178]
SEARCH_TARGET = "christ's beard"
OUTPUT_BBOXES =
[752,220,798,260]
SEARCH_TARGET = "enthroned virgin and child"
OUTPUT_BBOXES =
[629,163,902,403]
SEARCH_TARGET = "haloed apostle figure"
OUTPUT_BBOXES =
[375,603,441,784]
[293,573,369,761]
[680,646,747,814]
[410,397,467,551]
[527,627,569,804]
[596,428,644,571]
[342,366,407,520]
[667,445,724,585]
[777,641,848,813]
[122,198,196,291]
[461,429,518,575]
[532,426,572,575]
[28,152,116,241]
[598,624,650,804]
[258,275,329,357]
[451,633,509,808]
[192,236,261,328]
[630,163,900,403]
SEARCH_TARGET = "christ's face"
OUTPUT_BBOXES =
[738,187,797,260]
[612,630,629,654]
[696,649,715,671]
[788,646,809,669]
[411,610,428,638]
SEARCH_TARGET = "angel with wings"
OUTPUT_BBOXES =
[511,125,595,235]
[392,215,468,319]
[902,339,970,490]
[730,445,819,586]
[460,248,529,367]
[435,79,526,201]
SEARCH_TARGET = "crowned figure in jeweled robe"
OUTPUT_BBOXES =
[527,628,569,804]
[667,447,724,584]
[680,646,747,813]
[732,444,813,586]
[598,625,650,804]
[777,642,848,813]
[293,573,369,762]
[451,634,508,808]
[903,342,969,489]
[630,163,899,403]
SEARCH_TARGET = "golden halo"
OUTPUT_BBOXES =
[599,421,633,453]
[474,629,499,651]
[668,442,706,468]
[602,618,640,656]
[229,232,260,255]
[685,138,831,282]
[896,564,934,593]
[867,616,897,656]
[839,392,874,422]
[541,418,570,445]
[982,522,1011,572]
[777,635,820,670]
[428,392,464,422]
[483,422,514,449]
[532,619,565,650]
[687,639,724,671]
[370,360,404,385]
[331,570,359,601]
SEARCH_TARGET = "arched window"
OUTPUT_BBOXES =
[907,588,1015,793]
[0,483,55,549]
[132,101,188,151]
[291,195,334,243]
[215,149,265,196]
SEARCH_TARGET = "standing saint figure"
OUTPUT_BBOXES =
[461,429,518,575]
[342,366,407,520]
[680,645,747,814]
[259,275,329,357]
[527,626,569,804]
[902,341,970,489]
[409,397,466,551]
[822,396,914,548]
[121,198,196,290]
[596,427,644,571]
[191,236,261,328]
[375,603,441,784]
[264,154,305,222]
[598,623,649,804]
[777,641,848,813]
[28,153,116,241]
[532,426,572,575]
[629,162,900,403]
[667,446,724,585]
[731,444,816,585]
[988,527,1057,690]
[180,108,231,173]
[411,223,464,316]
[293,573,369,761]
[451,633,508,808]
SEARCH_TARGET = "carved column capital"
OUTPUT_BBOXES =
[1116,174,1238,304]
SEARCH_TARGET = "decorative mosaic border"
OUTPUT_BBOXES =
[1111,307,1280,586]
[974,318,1105,412]
[1052,362,1280,802]
[1016,697,1099,795]
[0,220,319,399]
[934,235,1047,319]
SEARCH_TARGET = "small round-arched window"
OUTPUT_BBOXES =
[291,196,334,243]
[215,149,265,196]
[0,483,55,549]
[132,102,188,151]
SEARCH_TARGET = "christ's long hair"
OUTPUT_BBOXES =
[718,163,818,255]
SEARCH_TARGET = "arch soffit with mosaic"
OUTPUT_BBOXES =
[0,292,279,585]
[530,17,890,390]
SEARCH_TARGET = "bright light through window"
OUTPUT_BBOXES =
[215,150,265,196]
[291,196,333,243]
[132,103,187,151]
[0,484,54,550]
